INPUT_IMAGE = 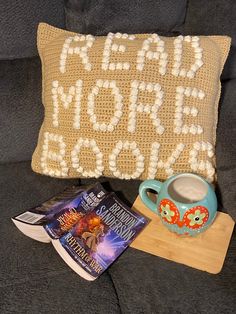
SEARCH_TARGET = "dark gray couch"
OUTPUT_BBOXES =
[0,1,235,313]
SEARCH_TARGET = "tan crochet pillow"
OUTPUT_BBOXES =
[32,23,231,182]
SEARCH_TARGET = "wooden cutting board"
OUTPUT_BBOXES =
[131,195,235,274]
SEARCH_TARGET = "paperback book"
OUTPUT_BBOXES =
[52,193,149,280]
[12,183,148,280]
[12,183,107,243]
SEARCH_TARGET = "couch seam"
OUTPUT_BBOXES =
[107,270,123,314]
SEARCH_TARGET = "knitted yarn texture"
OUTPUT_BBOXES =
[32,23,231,182]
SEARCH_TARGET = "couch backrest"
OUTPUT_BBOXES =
[1,0,235,163]
[0,0,65,59]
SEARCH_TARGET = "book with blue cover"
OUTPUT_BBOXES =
[12,183,148,280]
[44,183,107,239]
[52,193,149,280]
[12,183,107,242]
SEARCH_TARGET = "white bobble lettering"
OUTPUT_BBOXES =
[128,81,164,134]
[148,143,185,179]
[137,34,168,75]
[102,32,132,71]
[59,35,95,73]
[87,80,123,132]
[174,86,204,135]
[71,138,104,178]
[172,35,203,78]
[40,132,68,177]
[51,80,82,129]
[109,141,144,179]
[189,141,215,181]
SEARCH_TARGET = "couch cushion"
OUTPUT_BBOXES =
[0,0,65,59]
[64,0,187,35]
[184,0,236,80]
[216,79,236,221]
[108,242,236,313]
[0,57,43,162]
[0,161,120,313]
[1,161,235,312]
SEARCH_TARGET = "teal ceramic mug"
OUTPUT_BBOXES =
[139,173,217,236]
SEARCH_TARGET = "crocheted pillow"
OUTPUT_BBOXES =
[32,23,231,182]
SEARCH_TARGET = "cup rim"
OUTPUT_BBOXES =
[166,173,209,206]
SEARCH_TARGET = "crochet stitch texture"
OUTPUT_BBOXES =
[32,23,231,182]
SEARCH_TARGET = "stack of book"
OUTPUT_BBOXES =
[12,183,148,280]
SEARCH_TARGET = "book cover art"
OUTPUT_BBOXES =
[59,193,149,279]
[13,186,85,225]
[44,183,108,239]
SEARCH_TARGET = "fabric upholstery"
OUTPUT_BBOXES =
[64,0,187,35]
[0,0,65,59]
[183,0,236,80]
[65,1,236,81]
[109,242,236,313]
[1,161,235,313]
[0,57,43,163]
[216,79,236,221]
[1,1,236,312]
[0,161,120,313]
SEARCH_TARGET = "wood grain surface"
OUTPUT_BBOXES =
[131,195,235,274]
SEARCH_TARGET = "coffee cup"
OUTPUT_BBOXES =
[139,173,217,236]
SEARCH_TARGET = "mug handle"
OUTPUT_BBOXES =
[139,179,163,213]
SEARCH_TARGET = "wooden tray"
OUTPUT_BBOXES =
[131,195,235,274]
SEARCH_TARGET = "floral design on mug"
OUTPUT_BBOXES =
[183,206,209,229]
[187,210,206,226]
[160,204,174,222]
[159,199,180,224]
[159,200,209,230]
[140,175,216,236]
